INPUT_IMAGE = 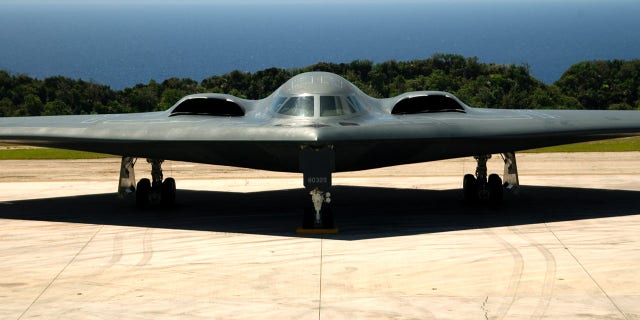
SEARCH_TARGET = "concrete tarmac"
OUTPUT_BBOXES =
[1,153,639,319]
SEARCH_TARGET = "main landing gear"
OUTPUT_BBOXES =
[117,157,176,208]
[463,152,519,205]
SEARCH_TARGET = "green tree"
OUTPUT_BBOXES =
[42,99,72,115]
[2,55,639,115]
[425,70,458,91]
[22,93,44,115]
[124,80,161,112]
[159,88,185,110]
[0,97,14,116]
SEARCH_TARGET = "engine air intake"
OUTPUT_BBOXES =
[392,95,466,114]
[170,97,244,117]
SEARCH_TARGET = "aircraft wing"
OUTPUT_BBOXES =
[2,72,640,173]
[0,107,321,172]
[326,106,640,171]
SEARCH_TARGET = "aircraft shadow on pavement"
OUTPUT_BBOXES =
[1,185,638,240]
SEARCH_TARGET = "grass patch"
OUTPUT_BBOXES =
[0,147,114,160]
[526,136,640,153]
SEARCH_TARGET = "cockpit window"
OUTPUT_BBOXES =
[346,96,362,110]
[274,96,314,117]
[273,95,361,117]
[320,96,359,117]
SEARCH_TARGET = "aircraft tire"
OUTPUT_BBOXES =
[463,174,478,203]
[161,177,176,206]
[488,173,503,205]
[136,178,151,209]
[322,206,334,229]
[302,207,315,229]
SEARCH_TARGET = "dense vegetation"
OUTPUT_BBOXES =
[1,54,639,117]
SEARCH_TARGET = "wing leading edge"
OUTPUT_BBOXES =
[1,71,640,173]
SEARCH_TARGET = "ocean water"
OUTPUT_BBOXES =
[1,1,639,89]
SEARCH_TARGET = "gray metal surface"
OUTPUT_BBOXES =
[2,71,640,172]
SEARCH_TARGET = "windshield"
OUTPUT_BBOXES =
[273,95,362,117]
[320,96,358,116]
[273,96,314,117]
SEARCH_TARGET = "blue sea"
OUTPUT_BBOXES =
[1,1,639,89]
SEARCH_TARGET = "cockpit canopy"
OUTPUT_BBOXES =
[272,95,362,118]
[271,72,364,118]
[273,96,314,117]
[277,71,357,96]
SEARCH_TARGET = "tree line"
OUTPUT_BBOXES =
[1,54,639,117]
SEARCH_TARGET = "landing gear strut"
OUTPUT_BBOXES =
[302,188,334,229]
[118,156,137,197]
[463,152,519,205]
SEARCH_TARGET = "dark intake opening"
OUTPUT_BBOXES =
[170,98,244,116]
[391,95,465,114]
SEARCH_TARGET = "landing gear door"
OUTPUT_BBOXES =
[502,151,520,193]
[118,156,136,198]
[299,146,335,190]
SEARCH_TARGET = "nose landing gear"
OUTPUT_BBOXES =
[297,146,338,234]
[301,188,334,230]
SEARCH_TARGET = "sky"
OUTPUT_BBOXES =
[3,0,624,5]
[1,0,639,88]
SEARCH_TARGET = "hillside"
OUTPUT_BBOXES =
[1,54,639,116]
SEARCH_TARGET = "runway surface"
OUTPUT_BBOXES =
[1,153,639,319]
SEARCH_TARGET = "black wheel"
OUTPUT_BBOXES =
[136,178,151,209]
[463,174,478,203]
[302,207,315,229]
[488,174,503,205]
[321,206,334,229]
[161,177,176,206]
